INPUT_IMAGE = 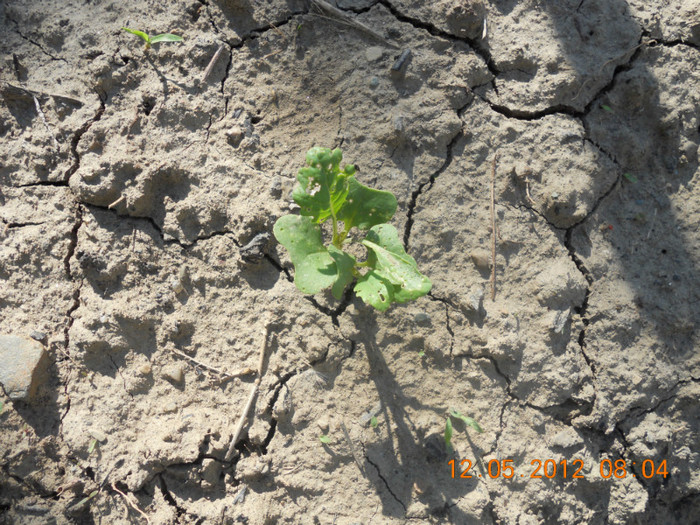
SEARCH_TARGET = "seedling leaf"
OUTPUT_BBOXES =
[337,177,397,231]
[319,435,331,444]
[623,173,638,183]
[274,215,336,294]
[328,245,355,300]
[370,416,378,428]
[444,416,453,451]
[293,148,351,223]
[355,270,394,311]
[122,27,150,43]
[273,147,431,310]
[601,104,613,113]
[450,409,483,433]
[150,33,183,44]
[88,438,98,455]
[362,224,432,302]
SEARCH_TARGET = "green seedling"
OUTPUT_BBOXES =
[121,27,183,50]
[623,173,638,183]
[319,434,331,444]
[444,416,454,451]
[450,409,483,433]
[274,147,431,311]
[370,416,378,428]
[87,438,98,455]
[444,409,483,451]
[601,104,613,113]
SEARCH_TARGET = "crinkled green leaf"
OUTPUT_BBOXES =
[362,224,431,303]
[150,33,183,44]
[122,27,150,43]
[273,215,335,294]
[328,245,355,300]
[337,177,397,231]
[450,409,483,433]
[354,271,394,311]
[293,148,352,223]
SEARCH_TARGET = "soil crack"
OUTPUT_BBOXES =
[364,453,407,513]
[7,15,67,62]
[403,97,473,250]
[377,0,498,77]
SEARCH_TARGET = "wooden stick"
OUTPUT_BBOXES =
[108,195,126,209]
[340,421,364,475]
[111,483,151,524]
[169,348,255,379]
[310,0,399,49]
[202,45,225,81]
[490,154,498,301]
[224,321,270,461]
[33,95,59,150]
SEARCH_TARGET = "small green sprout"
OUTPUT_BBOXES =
[444,416,453,451]
[450,409,483,433]
[623,173,638,183]
[418,350,426,358]
[122,27,183,50]
[370,416,378,428]
[601,104,613,113]
[444,409,483,451]
[319,435,331,444]
[87,438,98,455]
[274,147,431,311]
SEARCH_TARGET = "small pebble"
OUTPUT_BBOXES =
[162,365,184,383]
[365,47,384,62]
[470,250,490,270]
[30,331,47,343]
[163,402,178,413]
[171,277,184,294]
[139,363,152,375]
[316,415,330,432]
[369,76,379,88]
[226,125,244,146]
[88,429,107,443]
[414,312,431,324]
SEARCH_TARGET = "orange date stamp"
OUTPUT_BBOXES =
[449,458,669,480]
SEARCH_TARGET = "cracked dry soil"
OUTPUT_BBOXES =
[1,0,699,524]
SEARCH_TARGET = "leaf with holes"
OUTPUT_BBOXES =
[362,224,432,303]
[273,147,431,311]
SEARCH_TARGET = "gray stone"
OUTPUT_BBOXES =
[162,364,184,383]
[365,47,384,62]
[0,335,47,401]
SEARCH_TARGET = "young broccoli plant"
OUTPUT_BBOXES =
[122,27,183,50]
[274,147,431,311]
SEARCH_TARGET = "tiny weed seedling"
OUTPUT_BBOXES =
[122,27,183,50]
[274,147,431,311]
[444,409,483,451]
[319,434,331,444]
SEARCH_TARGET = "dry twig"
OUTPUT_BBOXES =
[224,321,271,461]
[202,44,225,82]
[340,421,364,475]
[108,195,126,209]
[111,482,151,524]
[490,154,498,301]
[310,0,399,49]
[33,95,59,150]
[169,348,255,380]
